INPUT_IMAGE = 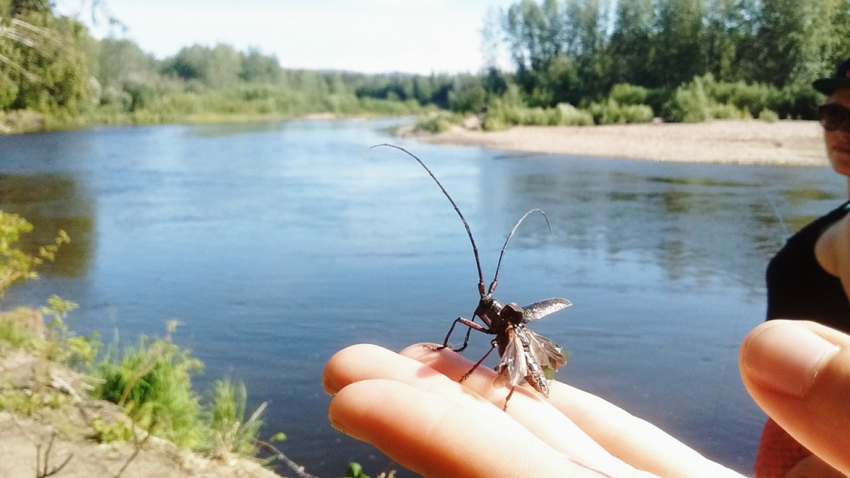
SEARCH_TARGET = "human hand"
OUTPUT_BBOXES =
[323,343,742,478]
[739,319,850,476]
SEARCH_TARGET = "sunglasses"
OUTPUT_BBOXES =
[819,103,850,132]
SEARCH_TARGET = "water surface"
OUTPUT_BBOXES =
[0,119,843,476]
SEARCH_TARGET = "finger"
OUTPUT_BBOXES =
[545,381,740,478]
[403,343,742,478]
[740,320,850,474]
[327,344,630,475]
[329,378,623,478]
[324,344,451,395]
[401,344,633,473]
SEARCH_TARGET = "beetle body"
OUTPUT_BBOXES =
[368,144,572,408]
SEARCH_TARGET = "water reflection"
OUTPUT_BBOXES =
[184,120,288,138]
[487,160,815,299]
[0,173,94,277]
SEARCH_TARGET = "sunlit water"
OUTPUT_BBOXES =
[0,119,843,476]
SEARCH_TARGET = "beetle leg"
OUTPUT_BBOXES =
[431,317,488,352]
[503,386,515,411]
[460,341,496,382]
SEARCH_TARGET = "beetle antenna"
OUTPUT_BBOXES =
[365,144,485,290]
[489,209,553,294]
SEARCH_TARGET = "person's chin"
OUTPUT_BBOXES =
[830,149,850,175]
[832,161,850,176]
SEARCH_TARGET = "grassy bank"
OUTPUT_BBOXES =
[0,210,300,476]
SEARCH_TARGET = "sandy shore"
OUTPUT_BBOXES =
[401,119,829,167]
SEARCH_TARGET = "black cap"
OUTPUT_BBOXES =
[813,58,850,95]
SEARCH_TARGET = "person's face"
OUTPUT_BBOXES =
[824,88,850,176]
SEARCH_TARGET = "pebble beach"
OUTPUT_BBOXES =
[402,120,830,167]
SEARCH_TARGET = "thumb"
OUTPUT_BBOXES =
[739,320,850,474]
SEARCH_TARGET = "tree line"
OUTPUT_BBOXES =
[0,0,468,130]
[2,0,848,131]
[459,0,848,121]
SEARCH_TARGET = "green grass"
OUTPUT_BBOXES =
[206,378,266,456]
[92,333,204,448]
[0,308,40,349]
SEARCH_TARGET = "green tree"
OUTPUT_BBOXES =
[564,0,612,99]
[9,0,49,15]
[608,0,657,86]
[754,0,815,86]
[502,0,564,74]
[449,74,487,113]
[239,48,281,84]
[92,38,158,88]
[653,0,706,88]
[703,0,758,83]
[162,43,241,88]
[0,3,92,114]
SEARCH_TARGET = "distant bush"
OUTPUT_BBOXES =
[483,115,507,131]
[555,103,594,126]
[609,84,649,106]
[663,74,821,122]
[99,86,133,112]
[708,103,751,120]
[663,77,711,122]
[759,109,779,122]
[415,113,463,133]
[588,99,654,125]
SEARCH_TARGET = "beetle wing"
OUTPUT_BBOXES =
[522,298,572,322]
[526,329,567,371]
[499,330,528,387]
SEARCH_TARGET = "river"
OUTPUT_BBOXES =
[0,118,843,476]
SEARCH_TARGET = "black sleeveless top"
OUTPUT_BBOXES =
[766,200,850,332]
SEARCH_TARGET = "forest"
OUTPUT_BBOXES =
[1,0,848,132]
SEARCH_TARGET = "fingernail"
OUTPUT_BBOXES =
[744,322,839,397]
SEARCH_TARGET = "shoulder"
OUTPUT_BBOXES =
[815,212,850,278]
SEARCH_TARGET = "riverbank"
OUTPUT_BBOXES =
[0,351,285,478]
[0,307,291,478]
[399,119,829,167]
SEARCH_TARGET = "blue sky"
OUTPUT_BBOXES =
[57,0,517,74]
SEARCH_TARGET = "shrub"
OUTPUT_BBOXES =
[0,211,69,300]
[0,310,39,349]
[610,84,649,106]
[759,109,779,123]
[99,86,133,112]
[708,103,750,120]
[483,114,507,131]
[206,378,265,456]
[555,103,594,126]
[620,104,654,123]
[588,99,654,125]
[662,74,821,122]
[415,113,462,133]
[663,76,711,122]
[93,327,203,448]
[519,107,550,125]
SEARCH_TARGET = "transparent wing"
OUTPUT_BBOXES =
[526,329,567,371]
[499,330,528,387]
[522,298,572,322]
